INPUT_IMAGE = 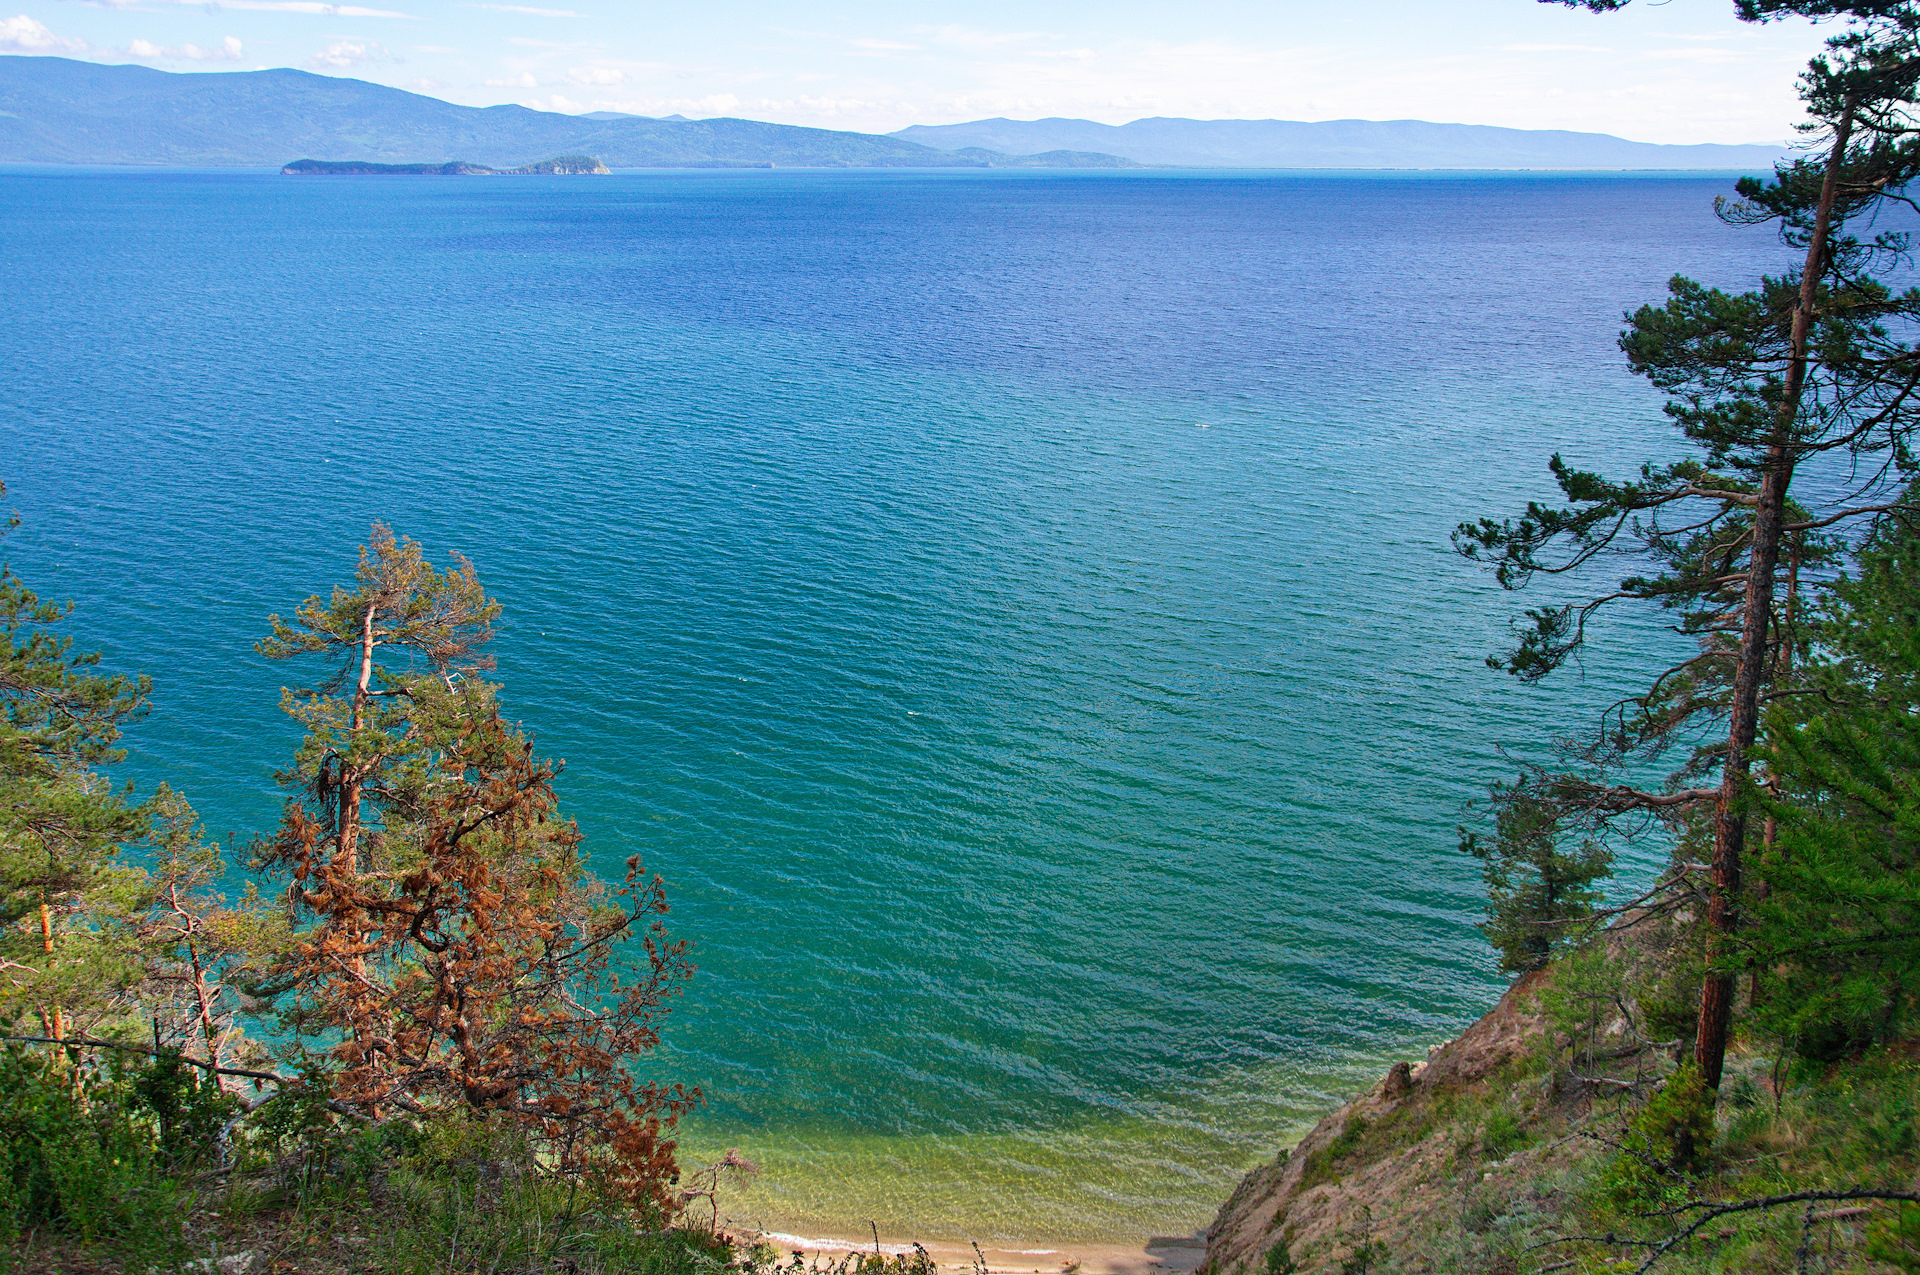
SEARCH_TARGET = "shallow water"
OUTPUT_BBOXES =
[0,166,1786,1242]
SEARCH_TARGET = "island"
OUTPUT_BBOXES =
[280,155,610,175]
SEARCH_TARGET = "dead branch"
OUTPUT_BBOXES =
[1633,1188,1920,1273]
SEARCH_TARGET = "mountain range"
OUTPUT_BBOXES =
[0,57,1132,169]
[0,55,1788,171]
[892,115,1790,170]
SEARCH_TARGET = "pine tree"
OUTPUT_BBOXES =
[0,484,151,1042]
[135,785,285,1080]
[1463,3,1920,1085]
[254,525,699,1212]
[1461,781,1614,973]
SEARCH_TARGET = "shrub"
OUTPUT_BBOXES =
[1297,1115,1370,1191]
[1601,1062,1713,1211]
[0,1045,191,1263]
[1483,1108,1530,1159]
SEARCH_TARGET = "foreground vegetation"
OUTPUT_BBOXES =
[0,502,727,1270]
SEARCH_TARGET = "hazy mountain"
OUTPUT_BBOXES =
[892,116,1790,170]
[0,57,1124,169]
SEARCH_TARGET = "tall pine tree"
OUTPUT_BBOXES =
[1463,1,1920,1085]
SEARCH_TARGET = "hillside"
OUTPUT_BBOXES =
[1204,922,1920,1273]
[0,57,1124,169]
[892,116,1789,170]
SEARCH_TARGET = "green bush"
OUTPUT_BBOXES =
[1600,1063,1713,1211]
[0,1045,193,1263]
[1482,1109,1530,1159]
[1297,1115,1370,1191]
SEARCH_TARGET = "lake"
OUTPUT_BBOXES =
[0,165,1786,1243]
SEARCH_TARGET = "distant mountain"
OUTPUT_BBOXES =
[0,58,1785,172]
[0,57,1128,169]
[948,147,1140,169]
[892,116,1790,171]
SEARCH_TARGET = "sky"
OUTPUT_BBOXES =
[0,0,1844,143]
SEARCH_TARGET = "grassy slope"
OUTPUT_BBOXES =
[1204,926,1920,1274]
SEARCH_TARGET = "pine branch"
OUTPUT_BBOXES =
[0,1033,289,1084]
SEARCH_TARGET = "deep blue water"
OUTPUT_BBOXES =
[0,166,1786,1242]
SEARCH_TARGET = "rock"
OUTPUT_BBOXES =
[1381,1061,1412,1100]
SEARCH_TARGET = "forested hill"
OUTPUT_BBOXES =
[892,115,1790,170]
[0,56,1127,169]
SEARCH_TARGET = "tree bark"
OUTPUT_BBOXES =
[340,600,378,876]
[37,896,63,1048]
[1695,102,1854,1089]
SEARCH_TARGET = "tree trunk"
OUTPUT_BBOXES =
[1694,102,1854,1090]
[37,897,63,1050]
[340,602,380,1101]
[339,600,378,876]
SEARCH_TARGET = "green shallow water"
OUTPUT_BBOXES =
[0,166,1789,1243]
[674,1049,1417,1244]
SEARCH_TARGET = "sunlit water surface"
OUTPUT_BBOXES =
[0,166,1789,1242]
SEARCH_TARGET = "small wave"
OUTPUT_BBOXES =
[758,1233,915,1257]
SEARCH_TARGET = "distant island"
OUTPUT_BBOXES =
[282,155,610,176]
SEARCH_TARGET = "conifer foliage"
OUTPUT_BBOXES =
[254,525,699,1210]
[1463,0,1920,1086]
[1748,497,1920,1055]
[0,483,151,1043]
[1461,783,1613,973]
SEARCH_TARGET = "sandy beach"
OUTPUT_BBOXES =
[743,1231,1210,1275]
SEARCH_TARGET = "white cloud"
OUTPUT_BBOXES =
[566,65,624,85]
[922,25,1048,51]
[308,39,396,68]
[851,38,918,51]
[544,24,1803,146]
[0,15,242,62]
[128,34,244,60]
[1643,47,1748,63]
[0,14,84,54]
[213,2,413,17]
[484,70,537,86]
[91,0,412,9]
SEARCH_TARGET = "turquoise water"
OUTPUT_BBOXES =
[0,167,1783,1242]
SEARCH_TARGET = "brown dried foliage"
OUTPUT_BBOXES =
[255,525,699,1213]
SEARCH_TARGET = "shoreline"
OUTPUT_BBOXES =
[741,1231,1210,1275]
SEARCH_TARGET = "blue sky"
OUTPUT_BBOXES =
[2,0,1837,142]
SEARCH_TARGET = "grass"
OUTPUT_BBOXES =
[1356,1028,1920,1272]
